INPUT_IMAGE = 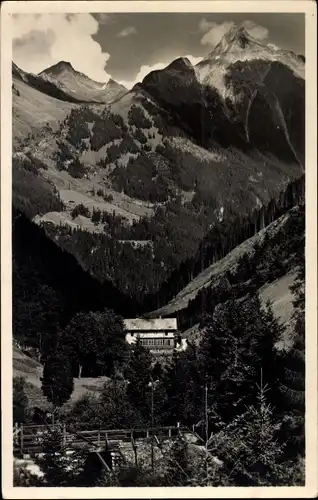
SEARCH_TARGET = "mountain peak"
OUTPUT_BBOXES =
[41,61,76,76]
[224,25,250,44]
[212,24,258,55]
[101,78,127,94]
[46,61,75,72]
[107,78,125,89]
[166,57,193,71]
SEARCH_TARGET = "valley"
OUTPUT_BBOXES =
[11,19,306,488]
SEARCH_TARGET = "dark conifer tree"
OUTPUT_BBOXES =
[34,428,83,486]
[41,352,74,413]
[162,344,203,427]
[197,295,283,426]
[124,337,153,423]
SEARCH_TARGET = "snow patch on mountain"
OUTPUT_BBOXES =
[195,25,304,98]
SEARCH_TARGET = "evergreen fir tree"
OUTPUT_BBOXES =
[161,351,180,423]
[207,381,298,486]
[165,438,192,485]
[41,352,74,414]
[124,337,153,423]
[161,346,203,426]
[34,428,84,486]
[277,251,305,458]
[197,295,282,425]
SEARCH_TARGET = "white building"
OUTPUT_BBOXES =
[124,318,186,355]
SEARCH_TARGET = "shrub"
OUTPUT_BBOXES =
[133,128,148,145]
[68,158,87,179]
[107,144,121,163]
[71,204,90,219]
[143,143,152,152]
[91,209,101,225]
[103,193,113,203]
[128,105,152,129]
[120,134,140,154]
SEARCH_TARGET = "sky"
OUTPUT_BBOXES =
[12,13,305,89]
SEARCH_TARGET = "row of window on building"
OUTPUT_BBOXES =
[140,338,174,347]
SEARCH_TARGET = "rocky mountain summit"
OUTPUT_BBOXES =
[12,24,305,303]
[40,61,127,103]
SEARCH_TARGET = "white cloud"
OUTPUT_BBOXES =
[242,20,269,41]
[186,55,204,66]
[12,13,111,82]
[117,26,137,38]
[119,62,167,89]
[119,55,203,90]
[199,19,269,48]
[198,18,216,33]
[94,13,115,25]
[200,21,236,47]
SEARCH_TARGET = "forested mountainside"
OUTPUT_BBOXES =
[149,203,304,338]
[12,23,307,488]
[13,175,304,353]
[12,208,142,349]
[12,24,305,317]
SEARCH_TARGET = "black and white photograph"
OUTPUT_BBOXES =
[1,1,317,496]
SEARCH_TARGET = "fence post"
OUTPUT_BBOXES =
[105,433,108,450]
[14,422,18,446]
[131,431,138,467]
[20,423,24,456]
[168,427,172,438]
[63,424,66,447]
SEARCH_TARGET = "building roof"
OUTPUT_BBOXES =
[124,318,177,331]
[126,332,175,339]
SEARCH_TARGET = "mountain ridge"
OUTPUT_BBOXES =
[39,60,127,103]
[12,25,305,307]
[196,23,305,92]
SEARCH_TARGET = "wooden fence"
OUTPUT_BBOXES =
[14,423,187,457]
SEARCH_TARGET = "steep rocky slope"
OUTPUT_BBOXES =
[141,26,304,166]
[148,207,302,317]
[12,24,305,303]
[146,203,304,350]
[180,271,297,349]
[195,25,304,91]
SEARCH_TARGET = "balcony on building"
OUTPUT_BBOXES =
[124,318,181,356]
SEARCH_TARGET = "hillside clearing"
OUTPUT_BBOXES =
[12,78,76,141]
[13,348,108,409]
